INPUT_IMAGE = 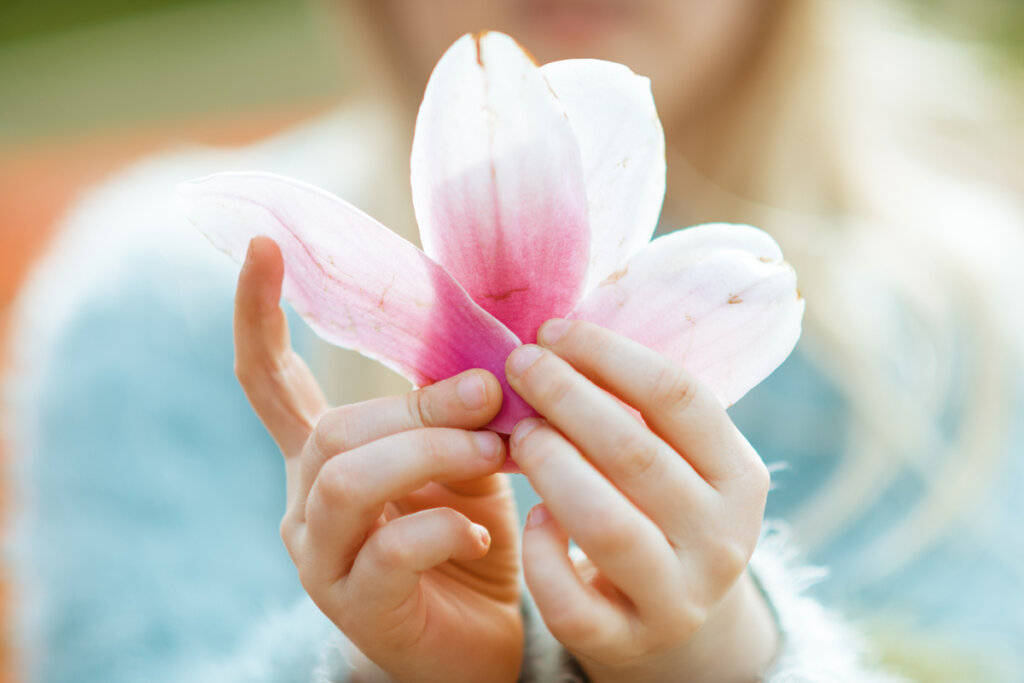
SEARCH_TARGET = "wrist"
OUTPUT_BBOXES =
[581,572,780,683]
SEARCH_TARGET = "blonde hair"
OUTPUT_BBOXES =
[666,0,1024,578]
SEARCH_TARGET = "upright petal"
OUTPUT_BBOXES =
[179,171,532,432]
[411,32,590,343]
[569,224,804,406]
[541,59,666,291]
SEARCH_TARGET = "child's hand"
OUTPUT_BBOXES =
[233,237,523,683]
[506,319,779,683]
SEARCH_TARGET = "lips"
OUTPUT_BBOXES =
[519,0,637,45]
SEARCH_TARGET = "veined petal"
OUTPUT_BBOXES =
[179,171,532,432]
[411,32,590,343]
[541,59,666,291]
[569,224,804,406]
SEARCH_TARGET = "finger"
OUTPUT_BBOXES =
[298,427,505,585]
[234,236,327,459]
[505,343,712,532]
[339,507,491,620]
[522,505,628,651]
[294,368,504,512]
[537,318,767,490]
[511,418,680,618]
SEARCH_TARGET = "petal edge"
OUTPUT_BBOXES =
[179,171,533,431]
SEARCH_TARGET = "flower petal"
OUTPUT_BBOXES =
[410,32,590,343]
[541,59,666,291]
[569,224,804,406]
[178,171,532,432]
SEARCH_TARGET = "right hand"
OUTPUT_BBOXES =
[233,237,523,683]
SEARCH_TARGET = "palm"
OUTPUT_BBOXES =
[369,474,522,682]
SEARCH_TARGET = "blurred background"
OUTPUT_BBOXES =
[0,0,1022,680]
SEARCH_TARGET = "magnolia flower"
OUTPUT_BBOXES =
[180,32,803,433]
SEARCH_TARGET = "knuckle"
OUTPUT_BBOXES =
[233,360,252,386]
[311,410,349,460]
[589,510,640,557]
[407,388,437,428]
[279,516,299,557]
[584,326,616,361]
[532,368,573,411]
[512,422,558,469]
[707,537,751,586]
[610,431,661,482]
[410,429,448,471]
[433,506,465,530]
[651,367,699,413]
[546,609,607,647]
[371,527,414,570]
[654,599,706,647]
[315,456,359,510]
[746,458,772,502]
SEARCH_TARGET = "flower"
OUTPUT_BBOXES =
[179,32,804,433]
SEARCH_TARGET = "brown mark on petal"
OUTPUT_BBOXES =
[485,286,530,302]
[728,294,743,304]
[797,288,804,300]
[603,265,629,285]
[473,31,489,66]
[378,275,396,309]
[758,256,777,264]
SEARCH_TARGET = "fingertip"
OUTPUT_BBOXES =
[238,237,284,314]
[472,522,492,549]
[443,369,503,426]
[525,504,552,529]
[537,318,571,347]
[450,520,493,563]
[505,344,543,379]
[472,429,506,466]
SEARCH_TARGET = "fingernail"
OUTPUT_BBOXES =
[508,345,542,376]
[539,318,569,345]
[473,523,491,547]
[526,505,551,528]
[511,417,542,446]
[457,373,487,410]
[473,430,503,461]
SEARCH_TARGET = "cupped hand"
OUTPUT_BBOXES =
[233,237,523,683]
[505,318,779,683]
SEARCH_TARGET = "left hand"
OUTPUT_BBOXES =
[505,319,780,683]
[233,237,523,683]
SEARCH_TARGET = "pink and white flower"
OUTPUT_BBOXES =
[179,32,803,433]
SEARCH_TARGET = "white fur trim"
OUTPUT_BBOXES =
[751,525,908,682]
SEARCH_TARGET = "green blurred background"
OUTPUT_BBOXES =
[0,0,1022,145]
[0,0,354,144]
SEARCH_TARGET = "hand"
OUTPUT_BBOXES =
[505,319,779,683]
[233,237,523,683]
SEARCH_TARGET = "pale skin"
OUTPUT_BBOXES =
[235,236,778,682]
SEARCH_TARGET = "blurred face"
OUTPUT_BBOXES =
[374,0,776,131]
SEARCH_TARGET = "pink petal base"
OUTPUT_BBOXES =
[179,172,536,432]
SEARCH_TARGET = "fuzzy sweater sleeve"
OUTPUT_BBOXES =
[749,527,908,683]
